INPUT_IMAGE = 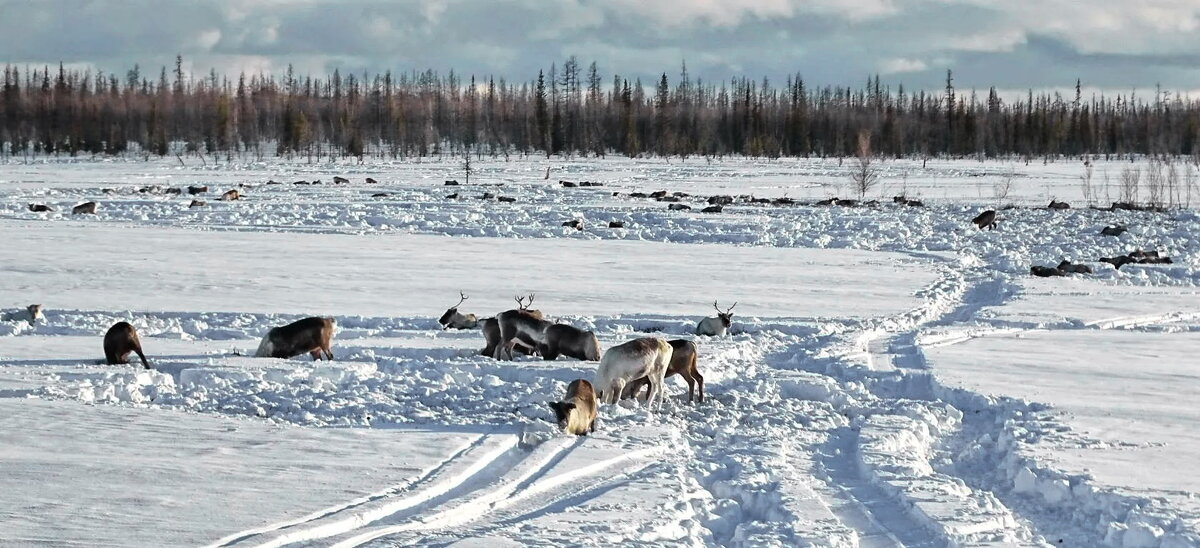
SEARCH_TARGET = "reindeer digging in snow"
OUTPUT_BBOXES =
[696,301,736,336]
[481,295,543,357]
[549,379,598,435]
[492,294,600,361]
[438,291,479,330]
[2,304,43,324]
[104,321,150,369]
[593,337,673,409]
[255,317,335,360]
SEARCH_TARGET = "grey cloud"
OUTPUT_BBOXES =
[1,0,1199,94]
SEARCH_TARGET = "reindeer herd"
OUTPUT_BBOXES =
[2,295,735,437]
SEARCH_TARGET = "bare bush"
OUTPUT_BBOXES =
[993,168,1015,201]
[1166,159,1180,207]
[1186,162,1197,208]
[849,130,878,199]
[1145,158,1167,208]
[1119,165,1141,204]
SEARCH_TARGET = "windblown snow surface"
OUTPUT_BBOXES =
[1,156,1198,547]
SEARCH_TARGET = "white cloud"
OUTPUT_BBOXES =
[880,57,926,74]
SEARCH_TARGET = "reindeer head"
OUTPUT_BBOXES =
[438,291,469,328]
[713,301,737,327]
[548,401,577,428]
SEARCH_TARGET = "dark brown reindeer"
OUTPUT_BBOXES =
[104,321,150,369]
[438,291,479,330]
[971,209,997,230]
[622,339,704,403]
[696,301,736,336]
[492,294,599,361]
[481,295,543,357]
[255,317,335,360]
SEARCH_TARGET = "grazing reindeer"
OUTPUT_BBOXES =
[104,321,150,369]
[486,295,545,358]
[494,294,555,360]
[2,304,43,323]
[438,291,479,330]
[540,324,601,361]
[72,202,97,215]
[255,317,335,360]
[972,210,997,230]
[623,339,704,403]
[593,337,673,409]
[696,301,736,336]
[549,379,598,435]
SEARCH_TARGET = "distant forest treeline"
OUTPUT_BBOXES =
[3,56,1200,161]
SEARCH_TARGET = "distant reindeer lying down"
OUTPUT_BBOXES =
[696,301,736,336]
[439,291,479,330]
[255,317,335,360]
[2,304,43,323]
[594,337,673,409]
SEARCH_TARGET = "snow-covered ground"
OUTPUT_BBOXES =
[1,155,1198,547]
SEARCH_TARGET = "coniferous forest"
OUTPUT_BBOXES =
[3,55,1199,161]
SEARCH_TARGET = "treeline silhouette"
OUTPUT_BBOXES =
[2,56,1199,160]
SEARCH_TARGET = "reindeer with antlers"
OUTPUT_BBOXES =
[488,294,601,361]
[481,294,544,357]
[696,301,737,336]
[438,291,480,330]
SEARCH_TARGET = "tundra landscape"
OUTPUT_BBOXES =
[4,0,1200,546]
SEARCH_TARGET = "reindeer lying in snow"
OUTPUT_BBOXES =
[696,301,736,336]
[594,337,673,409]
[438,291,479,330]
[550,379,598,435]
[255,317,335,360]
[2,304,43,324]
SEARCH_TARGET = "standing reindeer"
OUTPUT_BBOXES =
[438,291,479,330]
[484,295,544,358]
[622,339,704,403]
[491,294,599,361]
[696,301,736,336]
[593,337,673,409]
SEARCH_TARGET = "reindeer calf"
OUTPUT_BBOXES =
[104,321,150,369]
[255,317,335,360]
[550,379,598,435]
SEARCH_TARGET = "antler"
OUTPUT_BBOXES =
[725,302,738,314]
[453,291,468,308]
[712,301,722,314]
[525,293,536,308]
[514,295,528,310]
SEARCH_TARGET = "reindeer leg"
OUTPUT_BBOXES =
[310,349,322,361]
[684,375,696,403]
[323,345,334,360]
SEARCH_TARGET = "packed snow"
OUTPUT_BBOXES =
[1,155,1197,547]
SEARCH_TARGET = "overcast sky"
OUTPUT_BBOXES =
[4,0,1200,95]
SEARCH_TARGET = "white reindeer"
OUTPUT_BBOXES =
[695,301,736,336]
[593,337,673,410]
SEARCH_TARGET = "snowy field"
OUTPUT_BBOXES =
[1,155,1198,547]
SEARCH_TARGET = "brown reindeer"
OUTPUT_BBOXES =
[481,295,543,357]
[622,339,704,403]
[72,202,97,215]
[549,379,598,435]
[255,317,335,360]
[104,322,150,369]
[540,324,601,361]
[220,189,240,201]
